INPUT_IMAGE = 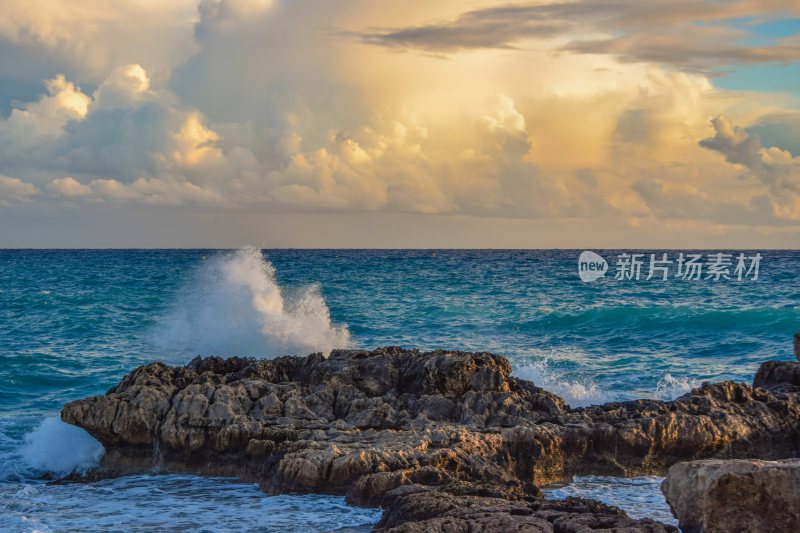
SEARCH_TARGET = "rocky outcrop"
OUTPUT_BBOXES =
[62,348,570,505]
[754,360,800,391]
[376,483,676,532]
[61,348,800,529]
[662,459,800,533]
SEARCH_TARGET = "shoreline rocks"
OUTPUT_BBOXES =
[662,459,800,532]
[61,348,800,530]
[376,483,675,532]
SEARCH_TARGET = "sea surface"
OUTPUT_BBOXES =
[1,248,798,531]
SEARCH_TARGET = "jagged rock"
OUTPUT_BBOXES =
[376,483,677,532]
[560,379,800,477]
[662,459,800,533]
[753,360,800,390]
[63,348,569,505]
[61,349,800,529]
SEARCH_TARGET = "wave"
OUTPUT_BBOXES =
[19,417,103,475]
[153,247,351,358]
[652,373,701,400]
[513,359,702,408]
[513,361,610,408]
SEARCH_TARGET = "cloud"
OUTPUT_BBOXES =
[566,28,800,73]
[700,116,766,173]
[359,1,800,72]
[1,74,89,142]
[0,0,198,85]
[48,176,91,197]
[1,0,800,246]
[747,112,800,157]
[0,175,39,205]
[0,64,560,215]
[360,4,569,52]
[45,176,230,206]
[700,115,800,219]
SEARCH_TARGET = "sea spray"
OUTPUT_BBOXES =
[513,360,608,408]
[514,361,703,407]
[653,373,702,400]
[153,247,351,358]
[20,417,103,475]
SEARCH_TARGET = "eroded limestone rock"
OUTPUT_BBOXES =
[662,458,800,533]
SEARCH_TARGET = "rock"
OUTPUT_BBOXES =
[795,333,800,362]
[61,349,800,529]
[376,483,677,532]
[662,458,800,533]
[755,360,800,390]
[560,378,800,476]
[62,348,569,505]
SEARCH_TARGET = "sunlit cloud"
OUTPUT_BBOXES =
[0,0,799,246]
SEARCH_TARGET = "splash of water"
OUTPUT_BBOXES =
[513,361,609,408]
[514,359,701,407]
[653,373,701,400]
[20,417,103,475]
[154,247,351,358]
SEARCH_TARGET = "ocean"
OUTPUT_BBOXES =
[1,248,798,531]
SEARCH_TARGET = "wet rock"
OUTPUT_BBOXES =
[662,458,800,533]
[63,348,568,505]
[376,483,676,532]
[794,333,800,362]
[753,360,800,391]
[61,349,800,529]
[559,378,800,477]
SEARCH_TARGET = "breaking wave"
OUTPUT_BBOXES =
[154,247,351,358]
[20,417,103,475]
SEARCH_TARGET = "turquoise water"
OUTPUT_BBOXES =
[1,248,798,531]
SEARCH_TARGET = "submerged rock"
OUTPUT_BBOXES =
[662,458,800,533]
[61,348,800,529]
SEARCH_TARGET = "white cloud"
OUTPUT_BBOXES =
[1,74,89,142]
[0,175,39,204]
[92,64,151,110]
[0,0,198,84]
[48,176,92,197]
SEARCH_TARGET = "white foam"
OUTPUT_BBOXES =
[0,474,381,532]
[514,361,610,408]
[652,373,701,400]
[154,247,351,358]
[20,417,103,475]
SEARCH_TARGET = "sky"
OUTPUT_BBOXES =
[0,0,799,248]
